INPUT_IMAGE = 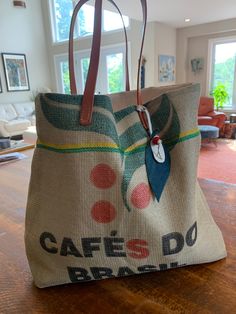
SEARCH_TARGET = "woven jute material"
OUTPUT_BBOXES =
[25,84,226,288]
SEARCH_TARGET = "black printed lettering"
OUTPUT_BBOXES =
[159,264,168,271]
[67,267,92,282]
[117,267,135,277]
[186,221,197,247]
[40,232,58,254]
[162,232,184,256]
[82,237,101,257]
[60,237,83,257]
[170,262,179,268]
[104,237,126,257]
[138,265,157,273]
[90,267,115,280]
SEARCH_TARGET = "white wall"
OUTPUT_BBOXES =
[176,18,236,95]
[141,21,177,87]
[0,0,51,103]
[155,22,176,85]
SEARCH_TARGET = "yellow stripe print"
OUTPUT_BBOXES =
[37,127,200,153]
[37,140,119,150]
[180,127,200,138]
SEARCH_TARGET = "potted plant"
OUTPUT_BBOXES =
[211,83,229,111]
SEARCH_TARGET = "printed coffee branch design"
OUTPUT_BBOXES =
[40,93,182,212]
[40,221,197,282]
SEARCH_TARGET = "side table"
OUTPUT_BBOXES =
[222,121,236,139]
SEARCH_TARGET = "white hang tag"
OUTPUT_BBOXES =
[151,142,165,163]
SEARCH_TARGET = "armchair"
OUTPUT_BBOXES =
[198,96,226,129]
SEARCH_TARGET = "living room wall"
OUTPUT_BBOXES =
[0,0,51,104]
[176,18,236,96]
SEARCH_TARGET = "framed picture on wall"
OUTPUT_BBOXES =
[1,53,30,92]
[159,55,175,82]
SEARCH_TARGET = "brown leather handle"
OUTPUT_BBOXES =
[137,0,147,106]
[69,0,147,126]
[136,0,148,130]
[79,0,102,125]
[69,0,89,96]
[69,0,130,96]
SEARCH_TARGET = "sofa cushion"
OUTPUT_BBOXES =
[198,116,212,121]
[5,119,31,132]
[0,104,17,121]
[13,102,35,118]
[28,115,36,126]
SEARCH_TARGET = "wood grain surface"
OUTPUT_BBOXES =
[0,150,236,314]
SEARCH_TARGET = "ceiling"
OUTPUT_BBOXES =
[108,0,236,28]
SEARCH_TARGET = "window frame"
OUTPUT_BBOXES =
[49,0,130,44]
[54,43,129,95]
[207,35,236,110]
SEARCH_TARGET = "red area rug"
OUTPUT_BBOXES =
[198,139,236,184]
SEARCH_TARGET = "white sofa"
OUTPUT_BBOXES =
[0,102,35,138]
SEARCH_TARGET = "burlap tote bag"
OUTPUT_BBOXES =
[25,0,226,288]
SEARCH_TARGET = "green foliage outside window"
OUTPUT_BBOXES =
[54,0,74,42]
[61,57,124,95]
[108,64,123,93]
[62,62,70,94]
[213,55,236,106]
[107,54,123,93]
[211,83,229,110]
[81,58,90,85]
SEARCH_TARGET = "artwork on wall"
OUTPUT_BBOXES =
[1,53,30,92]
[191,58,204,73]
[159,55,175,82]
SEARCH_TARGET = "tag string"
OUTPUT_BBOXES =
[136,105,153,136]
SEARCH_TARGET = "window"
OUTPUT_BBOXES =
[50,0,130,43]
[103,9,129,32]
[61,61,70,94]
[54,45,126,94]
[81,57,90,87]
[209,37,236,109]
[54,55,71,93]
[106,53,124,93]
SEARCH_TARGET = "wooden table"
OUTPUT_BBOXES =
[1,150,236,314]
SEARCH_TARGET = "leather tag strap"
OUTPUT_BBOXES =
[69,0,130,95]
